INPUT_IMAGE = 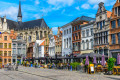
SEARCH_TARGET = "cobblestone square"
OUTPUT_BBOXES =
[0,66,120,80]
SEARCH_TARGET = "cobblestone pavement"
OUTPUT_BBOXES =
[0,66,120,80]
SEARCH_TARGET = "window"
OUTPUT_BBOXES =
[115,7,117,15]
[82,31,85,37]
[4,59,7,63]
[111,34,116,44]
[100,21,102,30]
[64,39,66,48]
[0,43,3,48]
[111,20,116,28]
[91,40,93,49]
[103,20,105,26]
[76,26,78,30]
[69,38,71,48]
[18,48,21,54]
[67,38,68,48]
[4,36,7,40]
[118,6,120,16]
[8,59,11,63]
[86,40,89,49]
[118,19,120,27]
[67,29,68,34]
[69,28,71,33]
[91,28,93,36]
[78,32,80,40]
[0,51,2,56]
[82,41,85,50]
[13,48,16,54]
[4,51,7,56]
[118,33,120,44]
[8,51,11,56]
[75,33,78,40]
[74,27,75,31]
[97,22,99,28]
[29,36,31,42]
[8,43,11,48]
[4,43,7,48]
[78,25,80,29]
[64,30,66,35]
[18,43,21,47]
[100,7,102,13]
[86,29,89,37]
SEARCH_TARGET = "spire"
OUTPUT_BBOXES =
[18,0,22,17]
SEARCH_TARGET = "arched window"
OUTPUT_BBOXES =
[82,40,85,50]
[36,31,39,40]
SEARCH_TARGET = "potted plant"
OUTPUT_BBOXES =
[107,58,116,75]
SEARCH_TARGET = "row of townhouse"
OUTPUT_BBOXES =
[61,1,120,60]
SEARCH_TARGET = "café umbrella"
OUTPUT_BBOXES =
[85,55,89,65]
[117,54,120,65]
[101,55,105,66]
[93,56,97,64]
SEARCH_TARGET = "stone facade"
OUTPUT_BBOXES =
[81,22,94,54]
[94,2,112,57]
[12,36,26,64]
[109,0,120,59]
[55,27,62,56]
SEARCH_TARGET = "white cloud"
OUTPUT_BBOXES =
[93,4,98,9]
[35,0,40,5]
[34,14,41,19]
[75,6,80,10]
[81,4,91,9]
[0,6,18,20]
[47,0,74,6]
[52,27,58,35]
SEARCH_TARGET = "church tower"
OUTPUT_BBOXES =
[17,0,22,24]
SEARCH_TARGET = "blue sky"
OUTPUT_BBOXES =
[0,0,116,34]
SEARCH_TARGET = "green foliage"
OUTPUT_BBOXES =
[83,59,92,65]
[70,62,80,69]
[107,58,116,71]
[17,61,20,64]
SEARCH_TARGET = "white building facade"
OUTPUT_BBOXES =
[61,23,72,56]
[33,40,45,60]
[12,36,26,64]
[49,34,56,57]
[81,22,94,54]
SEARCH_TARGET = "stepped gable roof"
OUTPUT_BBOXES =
[73,16,95,22]
[18,18,48,30]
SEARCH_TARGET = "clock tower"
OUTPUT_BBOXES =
[17,0,22,24]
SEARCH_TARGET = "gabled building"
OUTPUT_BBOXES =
[61,22,72,57]
[81,21,95,54]
[48,30,56,57]
[72,16,95,55]
[12,35,26,64]
[94,2,112,57]
[0,30,17,66]
[109,0,120,58]
[55,27,62,57]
